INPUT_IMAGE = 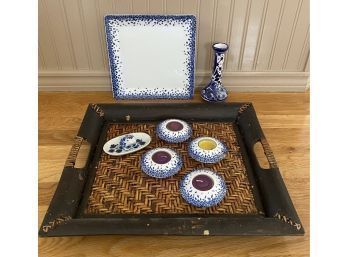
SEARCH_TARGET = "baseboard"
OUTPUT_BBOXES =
[39,71,309,92]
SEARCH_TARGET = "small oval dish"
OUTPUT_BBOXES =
[180,169,227,208]
[103,132,151,156]
[141,148,183,178]
[188,136,228,163]
[156,119,192,143]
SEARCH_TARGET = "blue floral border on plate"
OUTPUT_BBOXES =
[104,15,196,99]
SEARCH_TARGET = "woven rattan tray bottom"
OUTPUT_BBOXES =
[85,122,258,215]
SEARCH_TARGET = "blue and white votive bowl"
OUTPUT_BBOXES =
[141,148,183,178]
[156,119,192,143]
[188,136,228,163]
[180,169,227,208]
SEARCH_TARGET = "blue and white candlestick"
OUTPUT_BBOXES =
[201,43,229,102]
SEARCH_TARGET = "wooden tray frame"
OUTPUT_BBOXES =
[39,103,304,236]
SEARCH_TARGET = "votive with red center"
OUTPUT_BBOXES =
[192,174,214,191]
[151,151,172,164]
[166,121,184,132]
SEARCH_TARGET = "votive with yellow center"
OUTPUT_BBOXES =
[198,139,217,150]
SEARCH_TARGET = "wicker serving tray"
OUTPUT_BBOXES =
[39,103,304,236]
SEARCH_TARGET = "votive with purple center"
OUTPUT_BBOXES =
[166,121,184,132]
[192,174,214,191]
[151,151,172,164]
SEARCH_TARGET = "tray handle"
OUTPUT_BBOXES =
[237,103,304,233]
[254,137,278,169]
[40,135,94,236]
[65,136,85,168]
[40,104,105,236]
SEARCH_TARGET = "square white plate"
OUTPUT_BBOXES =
[105,15,196,99]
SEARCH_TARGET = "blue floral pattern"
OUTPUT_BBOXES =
[201,43,229,102]
[109,136,146,153]
[103,132,151,156]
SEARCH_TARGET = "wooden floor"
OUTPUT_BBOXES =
[38,92,309,257]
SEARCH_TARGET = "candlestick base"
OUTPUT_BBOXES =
[201,81,228,102]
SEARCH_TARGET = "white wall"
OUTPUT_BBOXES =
[39,0,309,92]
